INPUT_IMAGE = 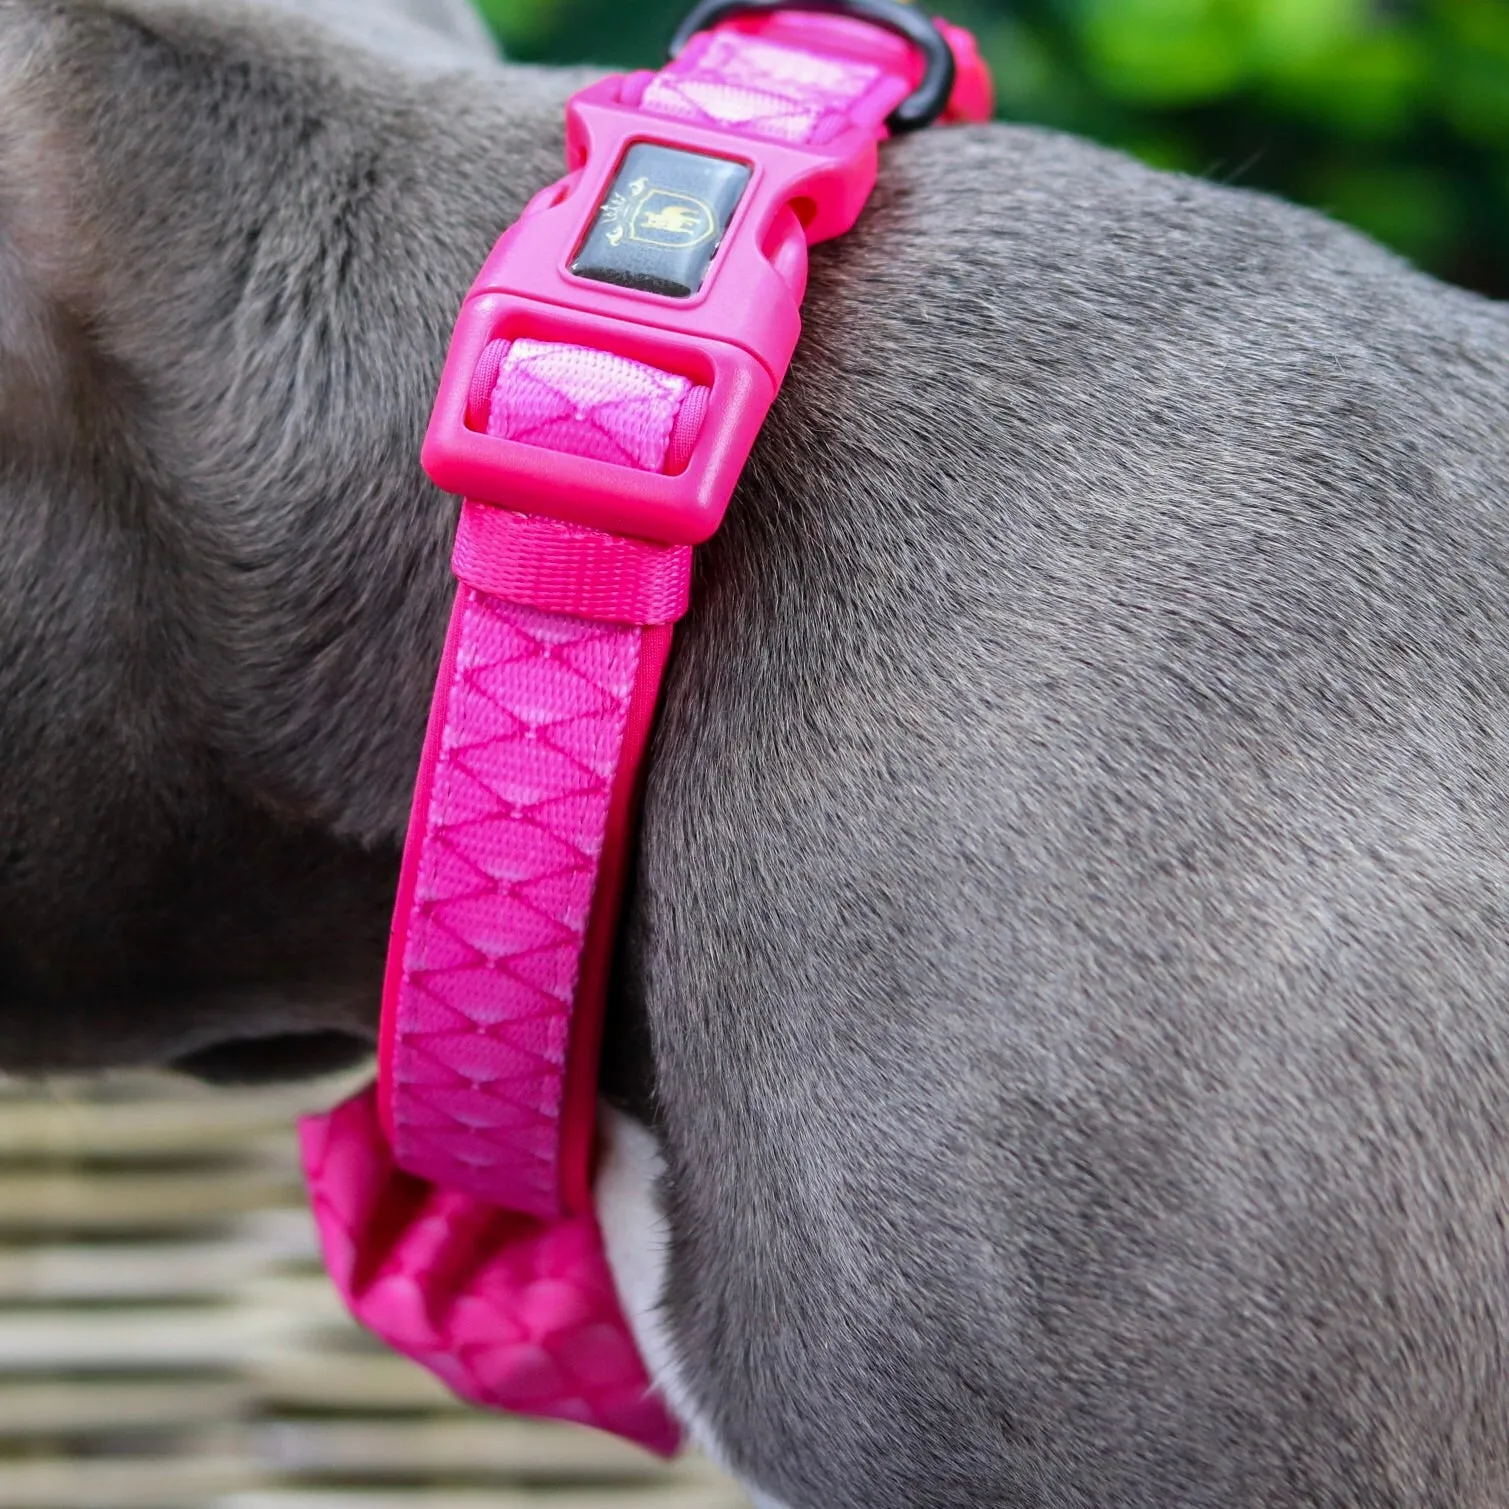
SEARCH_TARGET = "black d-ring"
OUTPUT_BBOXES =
[667,0,956,134]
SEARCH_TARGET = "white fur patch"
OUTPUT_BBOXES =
[595,1106,798,1509]
[594,1108,717,1442]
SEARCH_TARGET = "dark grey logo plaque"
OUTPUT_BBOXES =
[571,143,754,299]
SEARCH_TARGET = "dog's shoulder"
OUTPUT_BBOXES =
[633,114,1509,1509]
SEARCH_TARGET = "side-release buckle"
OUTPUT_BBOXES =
[422,1,992,547]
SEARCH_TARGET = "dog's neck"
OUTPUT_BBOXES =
[0,4,590,1074]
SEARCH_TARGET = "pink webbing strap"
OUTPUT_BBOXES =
[637,20,916,142]
[301,12,988,1457]
[379,338,697,1221]
[304,340,692,1455]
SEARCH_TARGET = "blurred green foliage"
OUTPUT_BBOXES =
[474,0,1509,296]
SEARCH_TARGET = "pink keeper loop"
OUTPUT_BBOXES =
[453,504,693,624]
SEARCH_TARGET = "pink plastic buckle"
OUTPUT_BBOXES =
[423,295,774,547]
[421,17,937,545]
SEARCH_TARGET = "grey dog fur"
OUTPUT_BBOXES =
[3,0,1509,1503]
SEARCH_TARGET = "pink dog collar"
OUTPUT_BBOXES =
[302,1,991,1455]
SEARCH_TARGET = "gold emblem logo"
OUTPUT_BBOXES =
[630,189,716,247]
[601,177,717,251]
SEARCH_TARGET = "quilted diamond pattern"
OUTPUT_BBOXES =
[300,1089,681,1456]
[390,589,641,1217]
[642,33,885,144]
[487,340,691,470]
[386,337,693,1221]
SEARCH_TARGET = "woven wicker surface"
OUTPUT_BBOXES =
[0,1072,749,1509]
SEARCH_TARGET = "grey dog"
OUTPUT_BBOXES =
[3,0,1509,1503]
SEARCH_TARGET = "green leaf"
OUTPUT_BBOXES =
[1245,0,1368,77]
[473,0,561,52]
[984,17,1097,128]
[1303,161,1464,267]
[1265,28,1427,138]
[1438,47,1509,145]
[1075,0,1248,105]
